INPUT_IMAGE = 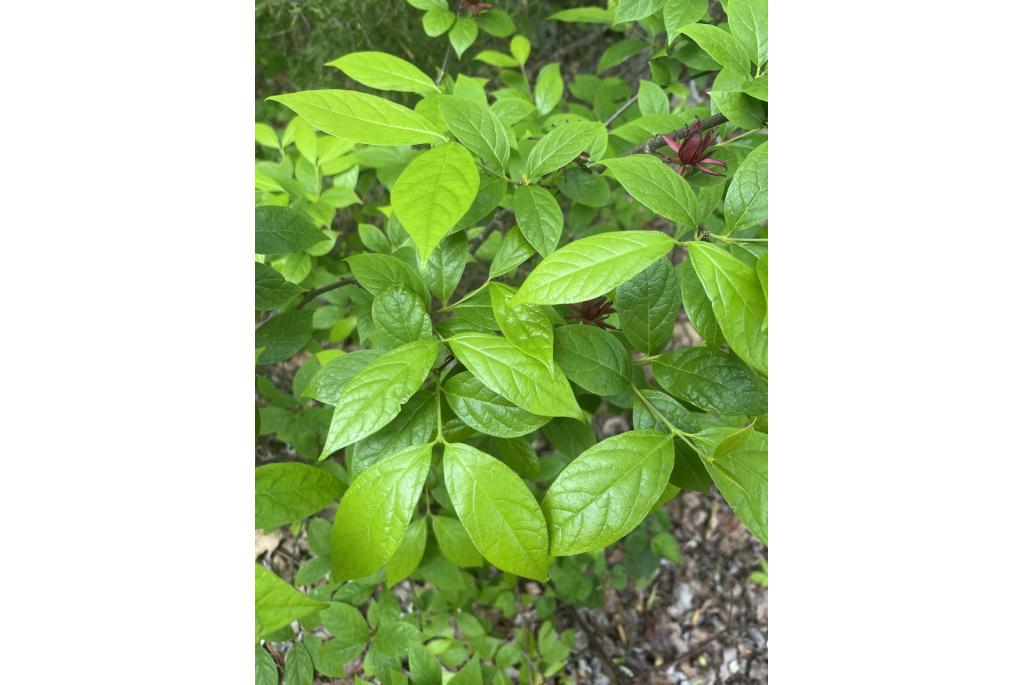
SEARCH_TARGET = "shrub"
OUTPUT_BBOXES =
[255,0,767,681]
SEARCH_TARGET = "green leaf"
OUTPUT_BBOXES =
[631,388,701,434]
[256,206,327,255]
[255,565,328,639]
[256,262,305,310]
[386,516,428,587]
[652,346,767,414]
[476,8,516,36]
[686,242,767,375]
[597,39,647,73]
[326,51,440,95]
[677,23,750,76]
[372,285,434,348]
[549,7,614,23]
[393,142,480,262]
[438,95,510,170]
[557,167,611,207]
[677,257,725,346]
[268,90,446,146]
[448,332,583,418]
[510,35,531,66]
[409,643,442,685]
[320,340,438,457]
[448,655,484,685]
[525,122,603,180]
[448,17,479,58]
[422,231,468,304]
[489,282,554,364]
[432,515,484,566]
[709,69,765,130]
[602,155,698,229]
[489,226,535,278]
[256,122,280,149]
[492,97,537,126]
[474,50,519,68]
[358,223,391,252]
[347,253,430,303]
[724,141,767,233]
[553,325,631,396]
[513,185,563,256]
[351,391,436,475]
[615,257,681,355]
[742,74,768,101]
[443,371,549,438]
[663,0,707,38]
[637,80,669,116]
[695,427,767,544]
[256,647,278,685]
[321,602,371,663]
[255,310,314,364]
[331,443,432,579]
[615,0,665,23]
[534,63,564,117]
[542,431,674,555]
[255,463,345,530]
[454,173,506,230]
[443,443,550,580]
[423,8,456,36]
[513,230,676,305]
[726,0,768,67]
[303,350,383,405]
[284,642,314,685]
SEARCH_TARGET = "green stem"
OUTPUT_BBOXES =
[438,279,491,312]
[713,127,766,148]
[708,232,768,243]
[434,380,447,445]
[631,384,698,451]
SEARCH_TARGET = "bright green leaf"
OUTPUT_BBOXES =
[268,90,446,146]
[542,431,674,555]
[443,442,550,580]
[255,565,328,639]
[256,205,327,255]
[686,241,767,375]
[448,333,583,418]
[443,372,549,438]
[615,257,681,355]
[438,95,511,170]
[553,325,631,396]
[327,51,440,95]
[393,142,480,262]
[320,339,438,457]
[602,154,699,229]
[652,346,767,414]
[331,443,432,579]
[513,184,563,256]
[513,230,676,305]
[724,141,767,233]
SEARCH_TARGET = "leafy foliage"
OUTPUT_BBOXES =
[255,0,767,681]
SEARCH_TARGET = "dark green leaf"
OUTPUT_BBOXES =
[553,325,632,396]
[255,463,345,530]
[615,257,681,355]
[256,206,326,255]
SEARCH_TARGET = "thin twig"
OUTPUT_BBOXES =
[571,607,624,685]
[436,43,452,85]
[604,93,639,127]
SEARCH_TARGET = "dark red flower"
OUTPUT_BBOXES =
[459,0,493,16]
[659,117,727,177]
[567,297,616,329]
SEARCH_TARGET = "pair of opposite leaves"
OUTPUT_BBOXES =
[331,430,674,582]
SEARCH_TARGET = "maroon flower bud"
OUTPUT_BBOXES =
[659,117,727,178]
[567,296,616,329]
[459,0,493,16]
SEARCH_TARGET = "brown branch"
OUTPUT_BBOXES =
[627,112,729,155]
[295,277,354,309]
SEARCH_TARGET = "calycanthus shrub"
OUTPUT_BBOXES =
[255,0,766,681]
